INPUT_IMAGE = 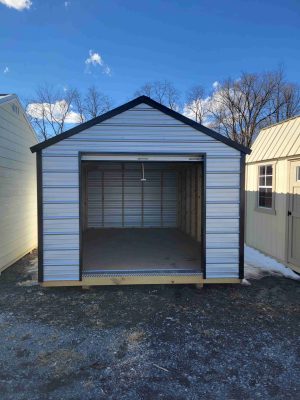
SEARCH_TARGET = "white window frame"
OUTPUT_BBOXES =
[255,163,276,215]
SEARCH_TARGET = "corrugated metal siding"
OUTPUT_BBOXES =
[87,170,103,228]
[87,163,177,228]
[0,98,37,272]
[42,103,241,281]
[247,116,300,163]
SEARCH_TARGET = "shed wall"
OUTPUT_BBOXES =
[245,159,288,262]
[0,99,37,271]
[41,103,241,281]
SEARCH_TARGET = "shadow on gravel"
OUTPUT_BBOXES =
[0,251,299,400]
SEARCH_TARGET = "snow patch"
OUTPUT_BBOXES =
[244,245,300,281]
[17,280,38,287]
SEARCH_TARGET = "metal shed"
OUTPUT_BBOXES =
[31,96,250,287]
[0,94,38,273]
[246,115,300,274]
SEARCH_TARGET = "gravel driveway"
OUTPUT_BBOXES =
[0,251,299,400]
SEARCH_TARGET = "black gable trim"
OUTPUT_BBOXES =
[30,95,251,154]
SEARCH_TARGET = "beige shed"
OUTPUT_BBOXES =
[0,94,38,273]
[246,115,300,274]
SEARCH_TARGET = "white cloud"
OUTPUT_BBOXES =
[183,97,211,124]
[27,100,82,124]
[3,66,9,74]
[85,50,111,75]
[85,50,103,67]
[64,109,82,124]
[212,81,219,89]
[0,0,32,10]
[64,1,70,8]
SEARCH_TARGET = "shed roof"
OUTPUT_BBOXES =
[247,115,300,163]
[30,96,251,154]
[0,94,11,102]
[0,93,39,142]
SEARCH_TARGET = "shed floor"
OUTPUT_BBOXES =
[82,228,202,274]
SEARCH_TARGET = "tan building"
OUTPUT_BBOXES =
[0,94,38,273]
[246,116,300,274]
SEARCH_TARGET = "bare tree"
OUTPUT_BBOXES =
[27,85,112,140]
[207,70,300,147]
[281,83,300,120]
[26,84,78,140]
[266,70,300,123]
[134,80,180,110]
[72,89,86,124]
[184,85,209,124]
[84,86,112,119]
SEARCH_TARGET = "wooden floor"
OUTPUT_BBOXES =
[82,228,202,274]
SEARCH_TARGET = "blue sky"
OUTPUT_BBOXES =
[1,0,300,106]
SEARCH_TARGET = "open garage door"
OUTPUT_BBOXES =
[81,154,204,276]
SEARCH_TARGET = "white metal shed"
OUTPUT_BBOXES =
[0,94,38,273]
[30,96,250,287]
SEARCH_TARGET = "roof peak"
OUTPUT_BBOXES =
[30,95,251,154]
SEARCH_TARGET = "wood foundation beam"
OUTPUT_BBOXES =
[41,275,242,287]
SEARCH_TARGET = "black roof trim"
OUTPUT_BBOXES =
[30,95,251,154]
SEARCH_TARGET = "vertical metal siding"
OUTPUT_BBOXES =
[87,171,103,228]
[86,163,178,229]
[42,103,241,281]
[161,170,177,227]
[124,168,142,226]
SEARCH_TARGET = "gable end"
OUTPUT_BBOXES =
[30,96,251,154]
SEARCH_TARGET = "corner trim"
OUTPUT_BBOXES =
[202,155,207,279]
[37,151,44,282]
[79,152,83,281]
[239,154,245,279]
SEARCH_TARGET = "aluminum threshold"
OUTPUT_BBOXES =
[83,269,202,277]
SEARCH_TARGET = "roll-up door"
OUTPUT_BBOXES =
[124,167,142,227]
[87,170,103,228]
[87,162,177,228]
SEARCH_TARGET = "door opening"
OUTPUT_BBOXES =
[81,160,204,276]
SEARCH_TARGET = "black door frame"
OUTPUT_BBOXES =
[78,152,206,280]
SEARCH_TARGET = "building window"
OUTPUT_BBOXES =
[297,166,300,181]
[258,165,273,208]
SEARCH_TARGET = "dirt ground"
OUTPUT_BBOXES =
[0,251,299,400]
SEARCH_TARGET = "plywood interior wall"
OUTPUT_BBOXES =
[177,164,202,243]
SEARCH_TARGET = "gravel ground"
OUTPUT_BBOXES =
[0,251,299,400]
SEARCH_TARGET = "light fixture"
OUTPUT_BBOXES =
[141,162,147,182]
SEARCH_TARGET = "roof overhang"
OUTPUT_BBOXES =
[30,95,251,155]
